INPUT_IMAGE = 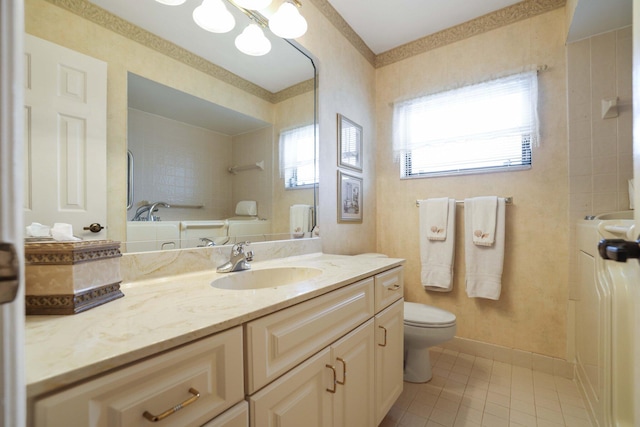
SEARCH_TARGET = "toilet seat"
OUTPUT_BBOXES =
[404,302,456,328]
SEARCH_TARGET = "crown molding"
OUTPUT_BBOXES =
[44,0,292,103]
[375,0,566,68]
[309,0,565,69]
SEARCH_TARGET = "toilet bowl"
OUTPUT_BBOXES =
[403,301,456,383]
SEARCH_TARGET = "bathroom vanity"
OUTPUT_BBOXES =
[26,249,404,427]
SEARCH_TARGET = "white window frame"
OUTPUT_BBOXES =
[279,124,317,189]
[393,71,538,179]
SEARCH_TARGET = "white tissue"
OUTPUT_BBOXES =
[51,223,81,241]
[26,222,51,237]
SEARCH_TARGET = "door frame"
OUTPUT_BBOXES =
[0,0,26,426]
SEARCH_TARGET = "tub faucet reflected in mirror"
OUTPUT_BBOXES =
[217,242,253,273]
[131,202,170,221]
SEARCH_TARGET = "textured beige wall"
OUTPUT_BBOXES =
[25,0,275,243]
[375,9,569,358]
[296,2,377,254]
[232,126,274,222]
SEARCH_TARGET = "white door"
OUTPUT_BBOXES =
[24,34,107,240]
[632,0,640,423]
[0,1,26,426]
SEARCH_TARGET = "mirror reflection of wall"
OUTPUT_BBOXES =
[127,73,273,222]
[25,0,317,253]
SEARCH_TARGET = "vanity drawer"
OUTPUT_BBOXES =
[374,266,404,313]
[34,327,244,427]
[245,278,374,394]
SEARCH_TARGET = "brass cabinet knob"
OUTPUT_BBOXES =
[83,223,104,233]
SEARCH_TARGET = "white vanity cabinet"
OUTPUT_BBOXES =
[247,266,404,427]
[33,327,244,427]
[29,263,404,427]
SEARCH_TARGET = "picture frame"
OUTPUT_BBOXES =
[337,114,363,172]
[337,170,363,223]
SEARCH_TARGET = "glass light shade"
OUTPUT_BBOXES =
[155,0,187,5]
[268,2,307,39]
[193,0,236,33]
[235,24,272,56]
[232,0,272,11]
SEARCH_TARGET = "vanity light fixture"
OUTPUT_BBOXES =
[235,23,272,56]
[269,1,307,39]
[193,0,236,33]
[155,0,307,55]
[232,0,272,11]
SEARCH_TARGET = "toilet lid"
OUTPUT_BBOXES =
[404,301,456,327]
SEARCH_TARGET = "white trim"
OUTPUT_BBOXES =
[0,0,26,426]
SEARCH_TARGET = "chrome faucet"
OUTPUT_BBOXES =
[198,237,216,247]
[132,204,151,221]
[216,242,253,273]
[147,202,170,221]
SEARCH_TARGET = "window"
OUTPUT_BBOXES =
[393,71,538,178]
[280,124,317,189]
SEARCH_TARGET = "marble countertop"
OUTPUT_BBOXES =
[25,252,403,398]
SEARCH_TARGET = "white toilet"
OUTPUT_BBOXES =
[353,253,457,383]
[403,301,456,383]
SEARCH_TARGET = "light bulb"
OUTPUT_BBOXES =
[235,24,272,56]
[268,2,307,39]
[155,0,187,5]
[193,0,236,33]
[233,0,272,11]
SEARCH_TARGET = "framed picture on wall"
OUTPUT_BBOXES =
[337,114,363,172]
[337,170,363,223]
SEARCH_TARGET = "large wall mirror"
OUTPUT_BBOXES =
[24,0,318,253]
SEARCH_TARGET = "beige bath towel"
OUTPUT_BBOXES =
[419,198,456,292]
[464,197,505,300]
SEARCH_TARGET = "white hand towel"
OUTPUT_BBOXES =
[290,204,311,236]
[421,197,449,241]
[470,196,498,246]
[464,197,506,300]
[420,198,456,292]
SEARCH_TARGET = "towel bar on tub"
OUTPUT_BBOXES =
[415,196,513,207]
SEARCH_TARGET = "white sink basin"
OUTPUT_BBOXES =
[211,267,323,290]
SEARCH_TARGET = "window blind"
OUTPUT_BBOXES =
[279,124,317,188]
[393,71,538,178]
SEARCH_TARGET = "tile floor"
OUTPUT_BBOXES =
[380,347,592,427]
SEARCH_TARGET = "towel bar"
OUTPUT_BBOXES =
[415,196,513,207]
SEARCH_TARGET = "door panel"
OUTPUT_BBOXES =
[24,34,107,240]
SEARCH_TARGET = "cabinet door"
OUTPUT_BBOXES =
[249,348,333,427]
[374,299,404,425]
[331,319,375,427]
[246,278,374,393]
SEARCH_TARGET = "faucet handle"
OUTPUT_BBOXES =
[245,250,254,262]
[232,241,250,255]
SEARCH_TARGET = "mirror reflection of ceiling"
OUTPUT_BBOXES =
[128,73,269,135]
[88,0,311,93]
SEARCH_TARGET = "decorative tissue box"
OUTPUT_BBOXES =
[24,240,123,315]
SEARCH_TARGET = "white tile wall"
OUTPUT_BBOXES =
[127,109,272,221]
[567,26,633,300]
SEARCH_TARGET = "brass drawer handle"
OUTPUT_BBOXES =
[142,387,200,422]
[378,325,387,347]
[336,357,346,385]
[326,364,337,393]
[388,284,400,291]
